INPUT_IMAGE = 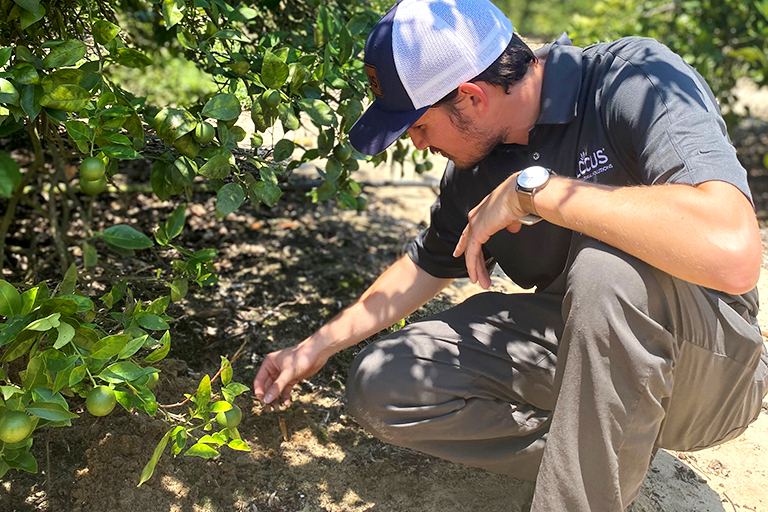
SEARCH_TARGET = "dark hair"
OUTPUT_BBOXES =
[434,33,537,107]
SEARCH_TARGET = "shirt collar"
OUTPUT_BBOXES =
[535,32,584,125]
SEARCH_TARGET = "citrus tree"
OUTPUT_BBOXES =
[0,0,405,483]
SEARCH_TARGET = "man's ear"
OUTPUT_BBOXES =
[456,82,490,114]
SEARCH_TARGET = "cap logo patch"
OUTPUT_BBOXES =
[365,64,384,97]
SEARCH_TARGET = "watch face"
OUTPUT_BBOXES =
[518,166,550,189]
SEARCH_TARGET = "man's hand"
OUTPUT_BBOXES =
[253,341,330,408]
[453,173,527,289]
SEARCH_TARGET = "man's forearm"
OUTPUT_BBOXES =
[305,255,453,358]
[535,177,762,294]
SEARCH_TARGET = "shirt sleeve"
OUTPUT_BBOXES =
[600,39,753,204]
[406,162,496,279]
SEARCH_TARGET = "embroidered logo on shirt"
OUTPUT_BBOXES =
[576,148,613,180]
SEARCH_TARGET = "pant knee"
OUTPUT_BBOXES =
[565,238,672,329]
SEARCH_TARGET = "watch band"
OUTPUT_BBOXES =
[517,189,538,217]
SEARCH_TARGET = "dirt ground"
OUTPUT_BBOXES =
[3,105,768,511]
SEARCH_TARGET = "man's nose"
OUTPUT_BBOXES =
[407,128,428,150]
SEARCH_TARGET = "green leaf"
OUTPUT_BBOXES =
[19,85,40,121]
[68,364,87,387]
[347,14,369,36]
[1,385,24,400]
[154,107,197,143]
[27,402,78,421]
[100,225,153,249]
[216,183,246,217]
[0,280,22,317]
[52,363,74,393]
[338,25,354,66]
[225,382,250,397]
[19,4,45,30]
[40,84,91,112]
[31,388,68,409]
[25,313,60,331]
[220,356,232,387]
[147,296,170,315]
[210,400,232,413]
[259,167,278,186]
[166,203,186,239]
[288,63,306,96]
[118,335,148,359]
[83,241,97,269]
[201,93,241,121]
[53,322,75,349]
[250,181,282,207]
[137,314,169,331]
[144,330,170,363]
[198,154,231,179]
[14,63,39,85]
[261,51,289,89]
[98,361,145,383]
[227,439,250,451]
[58,294,93,312]
[196,374,211,408]
[101,145,141,159]
[93,19,121,45]
[20,287,39,316]
[65,120,92,142]
[272,139,295,161]
[114,48,153,68]
[99,132,132,146]
[138,429,172,486]
[0,48,12,68]
[0,78,20,106]
[42,40,87,68]
[198,433,227,445]
[6,451,37,473]
[278,103,300,132]
[170,279,188,302]
[162,0,186,28]
[90,334,129,359]
[298,98,335,126]
[13,0,39,12]
[185,442,219,458]
[0,152,21,199]
[59,263,78,296]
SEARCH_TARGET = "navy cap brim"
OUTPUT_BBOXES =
[349,101,430,156]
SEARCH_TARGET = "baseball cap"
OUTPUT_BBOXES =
[349,0,515,156]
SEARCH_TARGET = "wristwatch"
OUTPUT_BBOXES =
[515,166,554,225]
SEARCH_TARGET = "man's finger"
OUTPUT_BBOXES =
[253,365,272,397]
[453,229,468,258]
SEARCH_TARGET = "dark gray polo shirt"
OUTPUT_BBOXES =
[407,34,753,298]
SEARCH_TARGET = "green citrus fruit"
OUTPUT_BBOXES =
[80,157,106,181]
[415,163,426,174]
[86,386,117,417]
[145,372,159,390]
[194,122,215,144]
[81,176,107,195]
[332,144,352,163]
[252,134,264,148]
[173,132,200,159]
[356,196,368,212]
[0,411,34,444]
[215,404,242,428]
[261,89,281,109]
[325,156,343,179]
